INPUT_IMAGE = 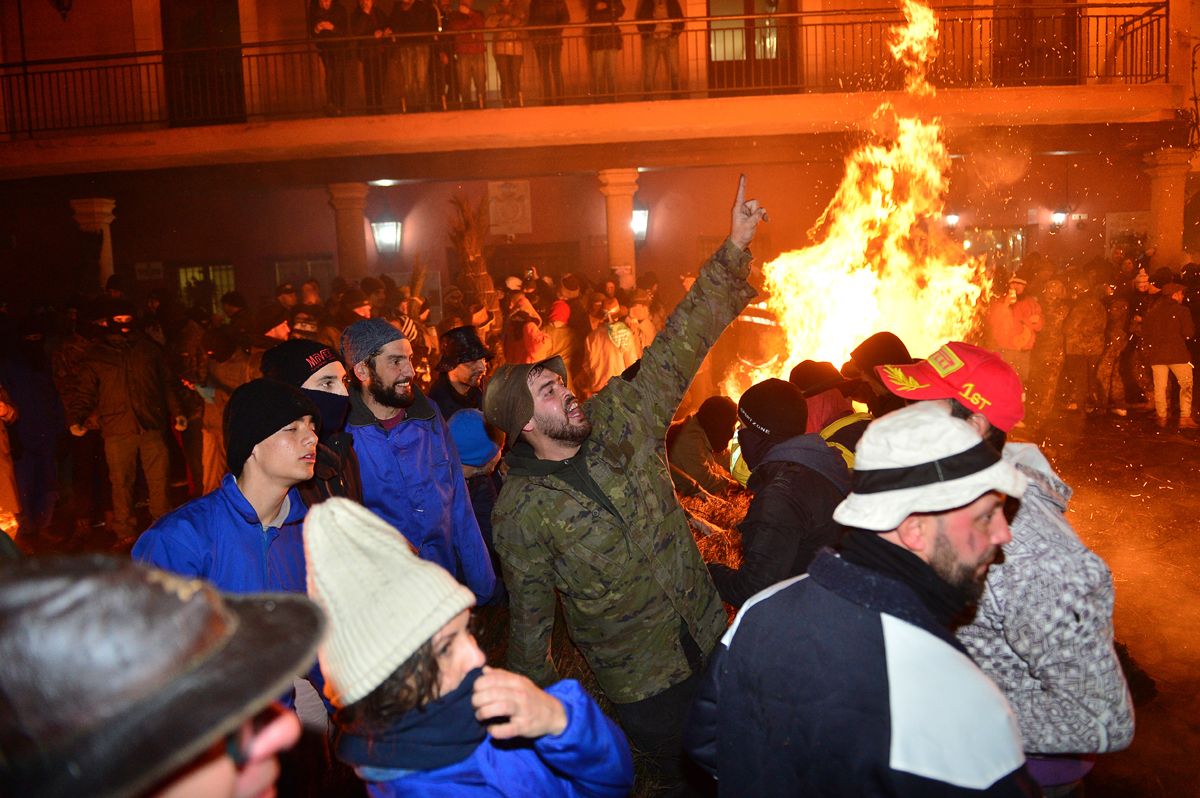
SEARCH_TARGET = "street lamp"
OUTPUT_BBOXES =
[1050,210,1068,232]
[371,217,402,255]
[944,213,960,229]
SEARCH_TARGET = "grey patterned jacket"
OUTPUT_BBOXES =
[958,442,1134,754]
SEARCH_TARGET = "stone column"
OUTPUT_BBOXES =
[1143,147,1193,267]
[328,183,370,281]
[598,168,639,291]
[70,198,117,289]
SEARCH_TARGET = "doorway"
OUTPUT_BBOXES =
[161,0,246,126]
[706,0,801,95]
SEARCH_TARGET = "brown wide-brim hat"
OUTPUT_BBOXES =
[483,356,568,446]
[0,556,324,798]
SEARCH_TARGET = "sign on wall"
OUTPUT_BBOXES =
[488,180,532,236]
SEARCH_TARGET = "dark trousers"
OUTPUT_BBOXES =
[318,48,348,109]
[612,669,708,797]
[494,54,523,106]
[1064,354,1100,407]
[64,430,109,527]
[534,42,564,103]
[360,50,387,110]
[104,429,169,538]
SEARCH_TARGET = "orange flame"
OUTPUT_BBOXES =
[724,0,988,398]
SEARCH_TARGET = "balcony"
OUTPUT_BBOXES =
[0,2,1168,138]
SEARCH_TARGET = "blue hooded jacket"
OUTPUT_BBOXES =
[350,680,634,798]
[347,388,496,603]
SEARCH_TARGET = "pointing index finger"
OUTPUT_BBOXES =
[734,174,746,210]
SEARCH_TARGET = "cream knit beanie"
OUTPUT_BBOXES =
[304,498,476,708]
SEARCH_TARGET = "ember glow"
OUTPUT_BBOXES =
[724,0,988,397]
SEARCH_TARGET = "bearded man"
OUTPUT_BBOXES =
[686,402,1039,797]
[482,176,767,796]
[340,318,496,602]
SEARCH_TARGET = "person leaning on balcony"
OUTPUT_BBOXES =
[446,0,488,108]
[350,0,392,112]
[635,0,682,97]
[527,0,569,104]
[391,0,440,111]
[585,0,626,98]
[309,0,350,114]
[487,0,528,107]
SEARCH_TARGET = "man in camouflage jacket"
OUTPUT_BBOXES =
[483,176,766,795]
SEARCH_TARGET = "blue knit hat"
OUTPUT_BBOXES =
[340,318,403,367]
[447,410,499,467]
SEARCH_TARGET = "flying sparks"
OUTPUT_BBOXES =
[724,0,988,397]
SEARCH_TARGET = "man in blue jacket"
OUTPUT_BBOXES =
[340,318,496,603]
[132,378,319,594]
[686,402,1040,797]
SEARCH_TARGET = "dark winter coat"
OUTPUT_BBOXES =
[708,434,850,608]
[528,0,570,44]
[69,333,180,437]
[297,432,363,507]
[585,0,625,51]
[634,0,683,36]
[686,551,1039,797]
[1141,295,1194,364]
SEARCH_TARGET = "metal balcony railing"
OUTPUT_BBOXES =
[0,3,1167,138]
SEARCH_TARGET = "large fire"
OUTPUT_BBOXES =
[725,0,988,396]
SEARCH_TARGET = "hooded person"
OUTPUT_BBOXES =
[874,341,1135,793]
[66,299,186,547]
[704,378,851,608]
[0,555,324,798]
[686,401,1038,796]
[340,318,497,604]
[789,359,871,467]
[261,339,363,505]
[840,331,914,417]
[303,498,634,796]
[666,394,741,497]
[428,325,494,420]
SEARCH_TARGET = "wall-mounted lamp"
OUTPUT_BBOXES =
[630,198,650,244]
[1050,210,1068,232]
[371,217,403,255]
[944,213,960,229]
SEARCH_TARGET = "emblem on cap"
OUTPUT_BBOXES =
[881,364,928,392]
[928,345,965,377]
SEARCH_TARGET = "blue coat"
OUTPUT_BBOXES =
[347,388,496,602]
[355,680,633,797]
[131,474,307,594]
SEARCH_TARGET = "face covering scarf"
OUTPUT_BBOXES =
[301,388,349,436]
[336,667,488,771]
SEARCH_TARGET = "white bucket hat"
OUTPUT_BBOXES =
[833,402,1026,531]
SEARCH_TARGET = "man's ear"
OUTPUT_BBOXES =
[967,412,990,437]
[895,514,929,555]
[353,360,370,383]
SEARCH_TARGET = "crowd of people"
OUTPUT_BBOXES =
[983,249,1198,430]
[307,0,687,114]
[0,177,1154,796]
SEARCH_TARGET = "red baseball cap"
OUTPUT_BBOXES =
[874,342,1025,431]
